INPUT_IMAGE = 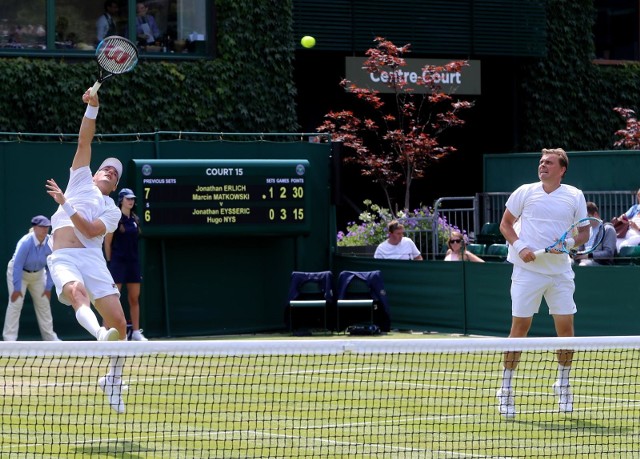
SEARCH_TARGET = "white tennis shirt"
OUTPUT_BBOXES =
[51,166,121,249]
[505,182,587,275]
[374,237,420,260]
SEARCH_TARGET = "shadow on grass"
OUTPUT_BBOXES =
[515,417,635,435]
[73,440,153,458]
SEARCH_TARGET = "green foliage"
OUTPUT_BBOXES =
[318,38,473,211]
[337,199,460,250]
[612,108,640,149]
[519,0,640,151]
[0,0,298,135]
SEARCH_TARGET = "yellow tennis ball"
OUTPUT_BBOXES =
[301,36,316,48]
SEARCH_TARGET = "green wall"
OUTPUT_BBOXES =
[0,139,332,339]
[5,142,640,340]
[484,150,640,193]
[334,255,640,337]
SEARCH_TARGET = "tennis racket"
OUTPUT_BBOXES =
[89,36,138,97]
[533,217,604,256]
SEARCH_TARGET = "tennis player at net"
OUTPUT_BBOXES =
[497,148,589,419]
[45,88,128,414]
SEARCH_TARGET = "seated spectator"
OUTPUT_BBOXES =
[374,220,423,260]
[615,188,640,252]
[136,1,161,46]
[444,231,485,262]
[573,201,616,265]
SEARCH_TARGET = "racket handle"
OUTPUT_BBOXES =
[89,81,102,98]
[533,249,545,256]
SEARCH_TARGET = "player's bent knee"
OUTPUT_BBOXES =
[64,281,90,304]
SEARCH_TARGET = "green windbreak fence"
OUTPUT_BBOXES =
[4,138,640,339]
[483,150,640,193]
[334,255,640,337]
[0,133,334,339]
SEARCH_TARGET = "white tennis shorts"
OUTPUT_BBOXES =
[47,248,120,306]
[510,265,576,317]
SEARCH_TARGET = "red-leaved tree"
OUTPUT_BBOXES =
[317,37,474,212]
[613,107,640,149]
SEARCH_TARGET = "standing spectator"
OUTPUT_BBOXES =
[136,1,161,46]
[573,201,616,266]
[374,220,423,260]
[443,231,485,262]
[96,0,119,43]
[496,148,589,419]
[4,215,60,341]
[105,188,147,341]
[45,88,128,414]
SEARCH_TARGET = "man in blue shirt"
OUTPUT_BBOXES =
[3,215,60,341]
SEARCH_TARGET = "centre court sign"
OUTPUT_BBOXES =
[345,57,481,95]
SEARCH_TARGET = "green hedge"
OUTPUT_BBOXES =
[0,0,298,135]
[1,0,640,152]
[519,0,640,151]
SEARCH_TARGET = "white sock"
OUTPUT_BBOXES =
[108,355,125,380]
[502,368,514,391]
[558,364,571,387]
[75,306,101,338]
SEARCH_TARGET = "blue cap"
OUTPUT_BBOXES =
[119,188,136,199]
[118,188,136,206]
[31,215,51,227]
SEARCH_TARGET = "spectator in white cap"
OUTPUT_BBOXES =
[105,188,147,341]
[45,88,128,414]
[3,215,60,341]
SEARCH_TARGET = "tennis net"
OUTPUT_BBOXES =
[1,336,639,458]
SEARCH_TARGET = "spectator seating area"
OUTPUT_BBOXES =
[475,222,505,245]
[463,242,509,262]
[483,243,509,262]
[470,223,640,264]
[615,245,640,265]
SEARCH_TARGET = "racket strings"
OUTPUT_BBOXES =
[96,39,138,74]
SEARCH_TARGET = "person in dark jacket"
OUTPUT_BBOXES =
[105,188,147,341]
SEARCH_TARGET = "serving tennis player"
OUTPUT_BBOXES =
[45,88,128,414]
[496,148,589,419]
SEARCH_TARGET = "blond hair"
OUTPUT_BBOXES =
[447,231,466,247]
[541,148,568,176]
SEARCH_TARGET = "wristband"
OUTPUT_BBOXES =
[84,105,99,119]
[565,238,575,249]
[512,239,527,254]
[62,201,77,217]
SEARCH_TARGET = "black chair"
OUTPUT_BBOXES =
[286,271,334,334]
[336,270,391,332]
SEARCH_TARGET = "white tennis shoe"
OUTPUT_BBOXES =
[552,381,573,412]
[97,327,119,341]
[131,329,148,341]
[98,375,126,414]
[496,388,516,419]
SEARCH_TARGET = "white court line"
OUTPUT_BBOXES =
[1,363,637,458]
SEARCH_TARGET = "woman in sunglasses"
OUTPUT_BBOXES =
[444,231,485,262]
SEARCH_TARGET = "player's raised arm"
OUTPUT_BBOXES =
[72,89,100,171]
